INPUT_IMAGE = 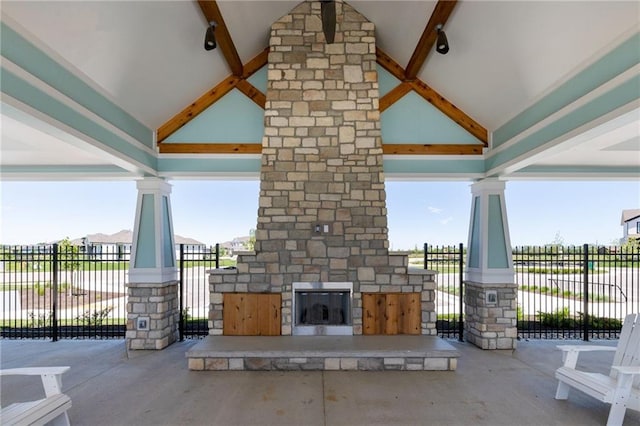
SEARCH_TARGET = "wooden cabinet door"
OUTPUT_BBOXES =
[223,293,281,336]
[362,293,420,335]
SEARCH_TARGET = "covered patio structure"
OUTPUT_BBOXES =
[2,338,640,425]
[1,0,638,366]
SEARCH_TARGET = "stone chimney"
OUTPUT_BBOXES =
[209,1,437,336]
[257,3,387,281]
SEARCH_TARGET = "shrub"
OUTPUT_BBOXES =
[75,306,113,326]
[538,307,576,328]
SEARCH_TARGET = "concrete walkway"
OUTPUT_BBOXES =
[2,338,638,425]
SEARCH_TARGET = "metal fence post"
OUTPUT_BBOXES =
[51,244,58,342]
[423,243,428,270]
[179,244,184,341]
[583,243,589,342]
[458,243,464,341]
[215,243,220,269]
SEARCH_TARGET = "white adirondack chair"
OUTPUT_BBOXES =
[555,313,640,426]
[0,366,72,426]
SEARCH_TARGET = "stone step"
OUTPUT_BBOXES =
[186,335,459,371]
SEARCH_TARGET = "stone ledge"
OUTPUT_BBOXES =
[186,335,459,371]
[407,268,437,276]
[207,268,239,275]
[126,280,178,289]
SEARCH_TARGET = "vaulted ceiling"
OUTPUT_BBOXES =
[1,1,638,180]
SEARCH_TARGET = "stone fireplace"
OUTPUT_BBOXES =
[208,0,437,337]
[292,282,353,335]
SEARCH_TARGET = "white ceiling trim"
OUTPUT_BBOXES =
[0,170,137,182]
[384,173,484,182]
[1,94,156,177]
[486,101,640,178]
[487,63,640,157]
[493,24,640,131]
[157,171,260,180]
[0,12,141,124]
[1,56,156,157]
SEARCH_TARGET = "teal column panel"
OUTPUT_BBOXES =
[134,194,156,268]
[488,195,509,268]
[468,196,481,268]
[162,195,175,268]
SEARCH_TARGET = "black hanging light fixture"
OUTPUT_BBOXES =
[204,21,217,51]
[435,24,449,55]
[320,0,336,44]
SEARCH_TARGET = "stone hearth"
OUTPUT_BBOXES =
[187,336,459,371]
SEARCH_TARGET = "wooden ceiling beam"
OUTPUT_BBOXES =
[158,143,482,156]
[376,47,488,146]
[157,48,270,143]
[383,143,483,155]
[379,83,412,113]
[242,47,269,79]
[236,80,266,109]
[158,143,262,154]
[157,75,240,143]
[405,0,458,80]
[197,0,243,76]
[376,48,406,81]
[409,79,488,145]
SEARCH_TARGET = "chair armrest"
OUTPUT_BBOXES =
[0,367,70,377]
[611,366,640,376]
[0,367,70,397]
[556,346,616,369]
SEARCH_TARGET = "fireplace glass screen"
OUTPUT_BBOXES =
[295,291,351,326]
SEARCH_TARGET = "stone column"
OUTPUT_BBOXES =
[464,179,517,349]
[126,178,179,350]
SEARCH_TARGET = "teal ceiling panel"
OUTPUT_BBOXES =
[1,68,157,172]
[157,157,262,175]
[0,21,153,148]
[487,76,640,173]
[383,158,485,176]
[382,92,483,144]
[377,64,400,97]
[247,66,268,93]
[164,89,264,143]
[493,32,640,148]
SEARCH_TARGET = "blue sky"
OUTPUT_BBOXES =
[0,180,638,248]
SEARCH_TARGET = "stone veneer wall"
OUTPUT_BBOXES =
[208,1,437,336]
[126,282,179,350]
[464,282,518,349]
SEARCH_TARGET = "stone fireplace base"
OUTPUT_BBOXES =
[186,335,459,371]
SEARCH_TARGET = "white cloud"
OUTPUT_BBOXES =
[440,217,453,225]
[427,206,443,214]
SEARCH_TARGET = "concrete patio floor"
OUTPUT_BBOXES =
[2,338,639,426]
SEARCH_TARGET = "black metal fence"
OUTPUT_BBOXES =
[1,244,128,339]
[424,243,464,340]
[3,242,638,341]
[515,244,640,340]
[178,244,220,339]
[426,243,640,340]
[0,243,220,340]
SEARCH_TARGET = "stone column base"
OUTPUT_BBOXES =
[126,281,179,350]
[464,281,517,350]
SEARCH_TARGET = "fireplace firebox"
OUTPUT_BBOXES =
[292,282,353,335]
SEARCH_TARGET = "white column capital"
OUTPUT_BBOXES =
[465,179,514,284]
[129,178,177,284]
[136,177,172,194]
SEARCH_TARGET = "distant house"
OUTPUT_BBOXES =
[220,236,251,255]
[621,209,640,243]
[69,230,206,259]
